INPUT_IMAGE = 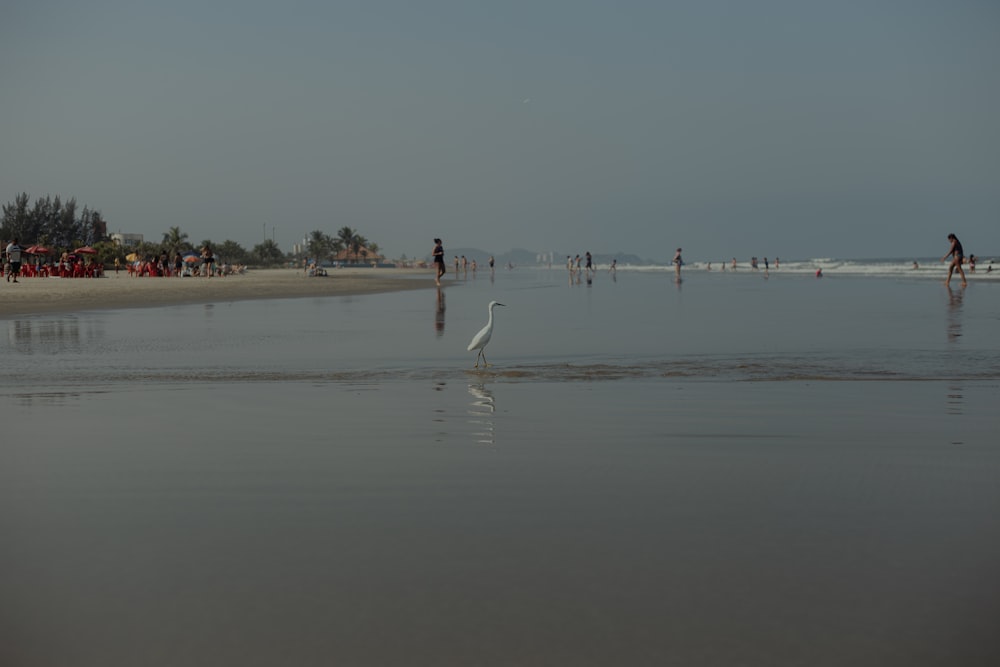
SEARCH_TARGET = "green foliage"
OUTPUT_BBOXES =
[251,239,283,265]
[306,230,336,261]
[4,192,387,267]
[161,227,190,255]
[216,240,249,265]
[334,225,379,264]
[2,192,109,252]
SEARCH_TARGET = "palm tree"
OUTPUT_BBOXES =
[337,226,360,263]
[307,230,332,262]
[162,227,189,255]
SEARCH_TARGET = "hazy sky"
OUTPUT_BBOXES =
[2,1,997,261]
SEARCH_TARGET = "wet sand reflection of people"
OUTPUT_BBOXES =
[435,287,445,337]
[945,284,963,343]
[944,285,965,425]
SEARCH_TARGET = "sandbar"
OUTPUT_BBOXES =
[0,267,437,317]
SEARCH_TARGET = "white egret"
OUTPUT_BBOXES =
[467,300,506,368]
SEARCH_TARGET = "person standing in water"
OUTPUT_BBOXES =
[432,238,445,286]
[673,248,683,278]
[941,233,967,287]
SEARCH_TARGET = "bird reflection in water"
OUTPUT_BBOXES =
[467,383,496,445]
[434,287,445,337]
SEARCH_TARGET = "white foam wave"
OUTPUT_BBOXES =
[567,257,999,279]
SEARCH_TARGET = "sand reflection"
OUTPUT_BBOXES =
[944,285,964,432]
[434,287,445,337]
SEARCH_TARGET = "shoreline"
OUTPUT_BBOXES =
[0,267,437,317]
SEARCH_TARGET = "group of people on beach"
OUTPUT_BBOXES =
[120,245,241,278]
[566,252,596,273]
[430,234,985,287]
[3,238,105,280]
[704,256,779,272]
[452,255,489,275]
[433,238,500,286]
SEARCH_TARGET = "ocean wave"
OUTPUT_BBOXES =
[594,257,999,278]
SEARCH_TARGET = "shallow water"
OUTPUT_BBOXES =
[3,268,997,384]
[2,268,999,666]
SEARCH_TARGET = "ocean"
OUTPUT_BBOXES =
[2,263,998,666]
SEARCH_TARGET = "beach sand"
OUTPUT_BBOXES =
[0,267,434,317]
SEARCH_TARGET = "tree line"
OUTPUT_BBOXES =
[2,193,383,267]
[304,228,381,264]
[1,193,107,248]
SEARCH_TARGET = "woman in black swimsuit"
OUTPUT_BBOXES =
[941,233,967,287]
[432,238,445,286]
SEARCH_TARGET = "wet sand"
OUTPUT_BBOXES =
[2,269,998,665]
[0,267,434,317]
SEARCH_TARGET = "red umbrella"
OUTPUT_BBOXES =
[26,245,52,254]
[74,246,98,255]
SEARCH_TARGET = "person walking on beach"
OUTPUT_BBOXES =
[673,248,683,278]
[201,244,215,277]
[6,238,23,283]
[432,238,445,286]
[941,233,967,287]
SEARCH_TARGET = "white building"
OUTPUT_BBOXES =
[110,233,144,248]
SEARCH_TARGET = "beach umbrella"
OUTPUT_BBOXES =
[26,245,51,254]
[183,253,201,264]
[125,252,139,262]
[75,246,98,255]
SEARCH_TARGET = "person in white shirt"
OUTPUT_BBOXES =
[6,238,23,283]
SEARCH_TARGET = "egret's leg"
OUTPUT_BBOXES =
[482,350,490,367]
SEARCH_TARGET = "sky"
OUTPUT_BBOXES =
[2,0,998,262]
